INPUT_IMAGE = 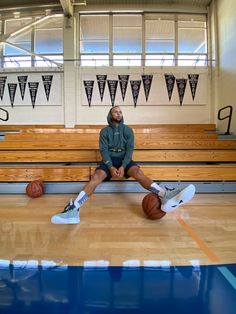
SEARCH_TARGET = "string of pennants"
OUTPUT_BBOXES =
[83,74,199,107]
[0,75,53,108]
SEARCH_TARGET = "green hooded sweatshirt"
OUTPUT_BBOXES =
[99,108,134,169]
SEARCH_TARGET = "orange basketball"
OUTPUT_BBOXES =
[142,193,166,220]
[26,180,44,198]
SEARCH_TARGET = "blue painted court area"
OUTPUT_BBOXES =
[0,263,236,314]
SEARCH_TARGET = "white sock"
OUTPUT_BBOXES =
[149,183,166,197]
[74,191,88,209]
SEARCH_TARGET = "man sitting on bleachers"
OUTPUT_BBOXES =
[51,106,195,224]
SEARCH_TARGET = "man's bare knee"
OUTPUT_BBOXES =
[134,168,145,180]
[91,170,107,183]
[128,166,144,180]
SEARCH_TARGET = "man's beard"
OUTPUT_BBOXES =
[112,117,122,123]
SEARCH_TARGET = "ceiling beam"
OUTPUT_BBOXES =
[60,0,73,17]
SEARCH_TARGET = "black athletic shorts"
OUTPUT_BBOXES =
[96,157,138,181]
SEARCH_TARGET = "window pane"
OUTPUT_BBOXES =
[80,41,109,53]
[113,55,141,66]
[146,40,174,53]
[178,28,206,53]
[35,55,63,67]
[80,15,109,53]
[113,28,142,53]
[178,55,207,66]
[113,15,142,53]
[5,18,33,35]
[178,14,206,27]
[146,19,174,53]
[7,30,32,52]
[145,55,174,66]
[178,20,206,28]
[35,15,63,29]
[35,29,63,53]
[80,55,109,66]
[178,15,207,54]
[3,42,30,55]
[4,56,31,68]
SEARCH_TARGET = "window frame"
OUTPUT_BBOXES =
[79,12,208,67]
[0,14,64,69]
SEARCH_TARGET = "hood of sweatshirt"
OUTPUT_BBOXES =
[105,107,126,150]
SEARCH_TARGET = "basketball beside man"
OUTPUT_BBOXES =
[51,106,195,224]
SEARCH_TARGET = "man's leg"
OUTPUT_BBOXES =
[51,169,107,224]
[127,165,195,213]
[73,169,107,208]
[127,165,165,195]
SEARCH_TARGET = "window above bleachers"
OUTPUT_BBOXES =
[79,12,208,67]
[0,14,64,69]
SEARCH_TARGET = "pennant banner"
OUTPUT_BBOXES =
[188,74,199,101]
[130,80,141,107]
[107,80,118,106]
[0,76,7,101]
[96,75,107,102]
[8,83,17,107]
[17,76,28,100]
[28,82,39,108]
[118,75,129,101]
[142,75,153,101]
[176,79,187,106]
[83,80,94,106]
[165,74,175,101]
[42,75,53,101]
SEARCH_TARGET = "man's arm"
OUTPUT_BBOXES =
[99,128,113,168]
[121,127,134,168]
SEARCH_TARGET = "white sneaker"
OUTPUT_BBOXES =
[51,199,80,224]
[160,184,196,213]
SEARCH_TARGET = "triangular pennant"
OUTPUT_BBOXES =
[118,75,129,101]
[164,74,175,101]
[142,75,153,101]
[28,82,39,108]
[83,80,94,106]
[188,74,199,100]
[96,75,107,102]
[0,76,7,101]
[176,79,187,106]
[7,83,17,107]
[42,75,53,101]
[17,76,28,100]
[130,80,141,107]
[107,80,118,106]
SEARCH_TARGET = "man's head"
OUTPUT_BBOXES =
[110,106,123,124]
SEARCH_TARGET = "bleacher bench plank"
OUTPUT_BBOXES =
[0,123,216,131]
[0,165,90,181]
[22,128,215,134]
[1,149,236,163]
[90,164,236,181]
[0,164,235,182]
[0,139,234,150]
[5,132,218,141]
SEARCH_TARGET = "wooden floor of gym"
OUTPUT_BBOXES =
[0,193,236,266]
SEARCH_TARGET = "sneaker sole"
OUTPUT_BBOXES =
[161,184,196,213]
[51,217,80,224]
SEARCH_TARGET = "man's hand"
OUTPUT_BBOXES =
[118,166,125,178]
[110,166,120,178]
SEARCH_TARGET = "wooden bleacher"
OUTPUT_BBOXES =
[0,124,235,182]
